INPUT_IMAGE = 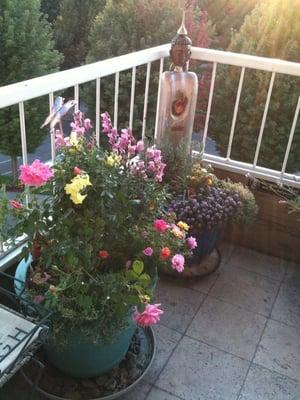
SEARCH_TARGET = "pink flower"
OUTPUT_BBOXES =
[128,144,137,156]
[19,160,53,187]
[143,247,153,256]
[73,167,81,175]
[146,148,155,159]
[101,112,112,133]
[136,140,144,153]
[186,236,197,250]
[171,254,185,272]
[84,118,93,131]
[153,219,168,233]
[10,200,22,209]
[134,303,163,327]
[55,131,66,148]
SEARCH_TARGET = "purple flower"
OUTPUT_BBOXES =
[186,236,197,250]
[143,247,154,256]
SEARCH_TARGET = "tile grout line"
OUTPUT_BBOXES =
[145,245,238,399]
[145,288,211,399]
[235,259,288,400]
[151,385,186,400]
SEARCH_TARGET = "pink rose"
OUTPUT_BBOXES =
[171,254,185,272]
[19,160,53,187]
[143,247,153,256]
[134,303,163,327]
[153,219,168,233]
[186,236,197,250]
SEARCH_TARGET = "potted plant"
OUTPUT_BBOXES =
[160,145,258,274]
[4,109,192,378]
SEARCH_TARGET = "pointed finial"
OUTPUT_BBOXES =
[177,10,187,35]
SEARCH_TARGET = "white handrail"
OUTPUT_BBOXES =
[0,44,170,109]
[191,47,300,76]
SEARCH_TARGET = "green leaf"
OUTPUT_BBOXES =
[132,260,144,275]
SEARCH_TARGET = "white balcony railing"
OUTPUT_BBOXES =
[0,44,299,266]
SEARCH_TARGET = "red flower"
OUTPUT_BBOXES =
[98,250,109,259]
[160,247,171,260]
[73,166,81,175]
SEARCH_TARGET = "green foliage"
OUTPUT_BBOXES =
[219,180,258,225]
[41,0,60,23]
[0,185,10,244]
[85,0,182,138]
[4,111,190,340]
[199,0,258,49]
[55,0,106,69]
[208,0,300,173]
[0,0,62,177]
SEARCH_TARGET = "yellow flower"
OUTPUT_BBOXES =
[139,294,150,304]
[105,153,122,167]
[177,221,190,231]
[64,174,92,205]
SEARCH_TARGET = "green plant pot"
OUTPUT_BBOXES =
[44,319,136,378]
[14,256,137,378]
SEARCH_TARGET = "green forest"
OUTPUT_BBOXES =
[0,0,299,176]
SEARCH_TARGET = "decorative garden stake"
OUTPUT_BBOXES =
[156,7,198,153]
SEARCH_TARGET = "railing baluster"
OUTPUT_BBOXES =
[114,72,120,128]
[227,67,245,159]
[129,67,136,130]
[154,58,164,141]
[202,62,217,149]
[49,93,55,162]
[74,84,79,112]
[281,95,300,178]
[253,71,276,167]
[19,102,28,165]
[142,62,152,140]
[95,78,101,146]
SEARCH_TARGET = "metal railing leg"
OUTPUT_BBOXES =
[28,358,45,400]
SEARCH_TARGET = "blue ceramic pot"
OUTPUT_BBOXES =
[14,257,137,378]
[188,225,224,264]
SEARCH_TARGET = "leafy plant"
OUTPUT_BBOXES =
[3,109,192,341]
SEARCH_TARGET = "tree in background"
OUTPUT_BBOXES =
[86,0,182,139]
[209,0,300,172]
[55,0,106,70]
[41,0,60,23]
[0,0,62,179]
[199,0,258,49]
[186,2,215,132]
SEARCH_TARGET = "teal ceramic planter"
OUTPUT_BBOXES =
[14,256,137,378]
[44,319,136,378]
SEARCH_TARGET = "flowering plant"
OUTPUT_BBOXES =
[5,108,193,341]
[168,161,258,234]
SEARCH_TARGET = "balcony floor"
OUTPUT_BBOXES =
[1,242,300,399]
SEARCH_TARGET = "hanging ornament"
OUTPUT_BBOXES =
[155,4,198,154]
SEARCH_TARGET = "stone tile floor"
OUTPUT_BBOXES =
[1,242,300,400]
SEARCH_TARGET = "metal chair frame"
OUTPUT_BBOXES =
[0,270,52,398]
